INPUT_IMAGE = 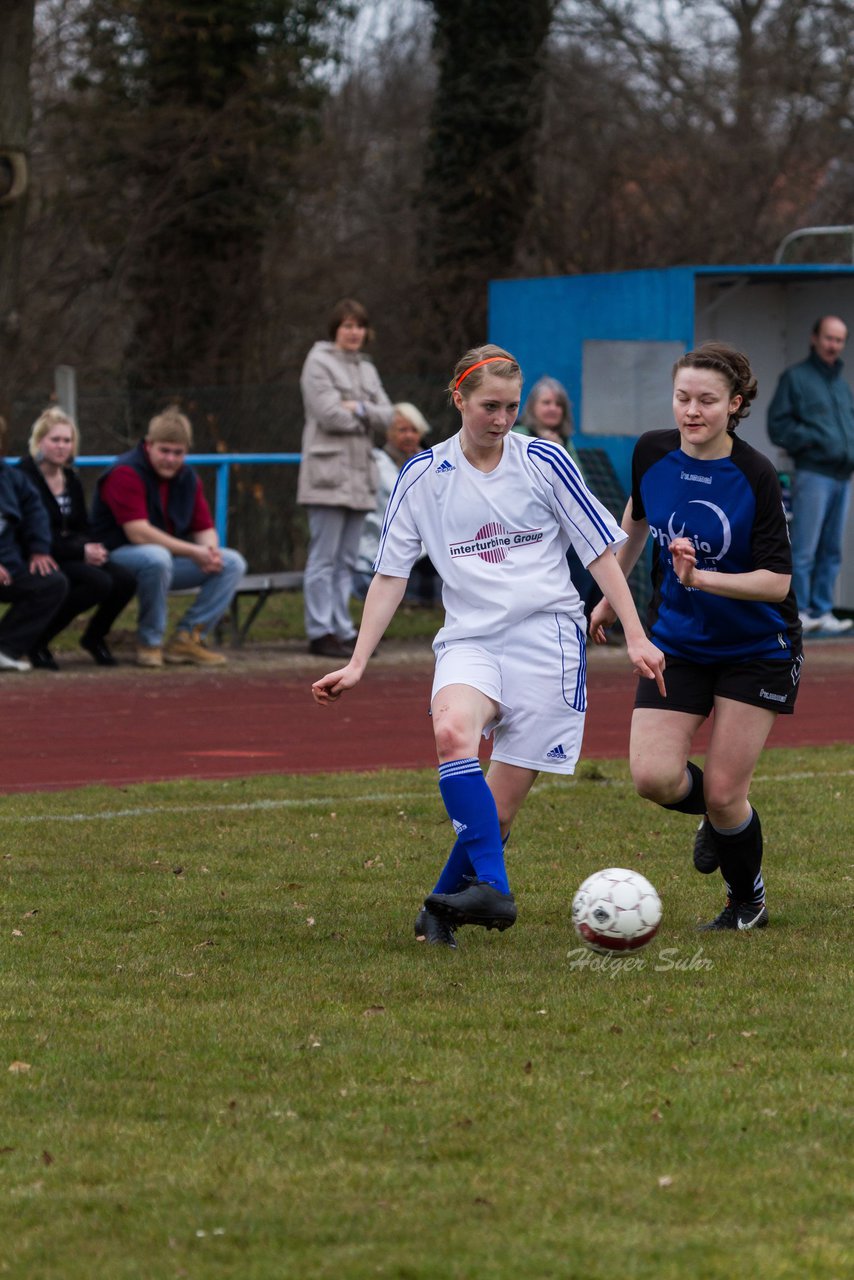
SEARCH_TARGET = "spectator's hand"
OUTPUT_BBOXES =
[588,597,618,645]
[0,563,11,587]
[341,399,358,414]
[193,544,223,574]
[312,663,362,705]
[29,553,59,576]
[669,536,698,588]
[84,542,109,566]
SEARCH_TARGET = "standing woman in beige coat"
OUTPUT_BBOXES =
[298,299,395,657]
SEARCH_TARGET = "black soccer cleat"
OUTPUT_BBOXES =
[425,881,517,932]
[693,815,720,874]
[697,899,769,932]
[414,906,458,948]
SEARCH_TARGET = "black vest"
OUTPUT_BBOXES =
[90,441,199,550]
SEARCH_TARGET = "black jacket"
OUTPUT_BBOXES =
[18,455,92,562]
[0,460,53,574]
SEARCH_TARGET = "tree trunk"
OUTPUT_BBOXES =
[418,0,554,364]
[0,0,35,421]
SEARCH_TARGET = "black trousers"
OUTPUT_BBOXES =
[0,569,68,659]
[38,560,137,646]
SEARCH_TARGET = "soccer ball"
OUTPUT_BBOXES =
[572,867,662,954]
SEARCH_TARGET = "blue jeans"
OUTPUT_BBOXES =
[790,470,852,617]
[109,544,247,646]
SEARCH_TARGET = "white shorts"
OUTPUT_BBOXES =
[431,612,588,774]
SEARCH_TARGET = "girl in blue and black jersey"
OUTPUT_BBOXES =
[591,342,803,932]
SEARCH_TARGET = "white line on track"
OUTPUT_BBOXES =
[0,768,851,824]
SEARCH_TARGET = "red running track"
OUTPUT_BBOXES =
[0,644,850,794]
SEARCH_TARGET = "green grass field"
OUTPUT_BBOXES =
[2,746,853,1279]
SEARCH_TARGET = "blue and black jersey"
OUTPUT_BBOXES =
[632,430,802,663]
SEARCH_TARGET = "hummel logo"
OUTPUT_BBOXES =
[546,744,567,761]
[435,459,455,474]
[452,819,467,834]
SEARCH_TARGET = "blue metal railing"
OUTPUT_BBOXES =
[72,452,301,545]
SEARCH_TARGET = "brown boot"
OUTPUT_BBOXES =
[165,627,227,666]
[136,645,164,668]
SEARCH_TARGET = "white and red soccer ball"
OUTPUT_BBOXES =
[572,867,662,954]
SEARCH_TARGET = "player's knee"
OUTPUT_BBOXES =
[632,760,683,807]
[434,719,476,762]
[703,778,745,817]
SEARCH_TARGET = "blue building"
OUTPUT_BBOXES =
[489,263,854,609]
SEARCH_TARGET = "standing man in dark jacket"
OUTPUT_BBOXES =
[0,417,68,671]
[90,407,246,668]
[768,315,854,634]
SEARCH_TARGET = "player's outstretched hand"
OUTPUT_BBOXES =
[669,536,697,588]
[311,662,362,706]
[626,636,667,698]
[588,597,618,646]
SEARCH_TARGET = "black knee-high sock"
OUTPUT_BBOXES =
[661,761,706,815]
[713,809,765,906]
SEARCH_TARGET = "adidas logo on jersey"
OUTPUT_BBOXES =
[435,459,455,474]
[546,744,567,761]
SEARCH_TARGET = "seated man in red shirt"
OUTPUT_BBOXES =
[90,407,246,667]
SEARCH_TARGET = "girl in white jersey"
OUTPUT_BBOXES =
[312,345,666,947]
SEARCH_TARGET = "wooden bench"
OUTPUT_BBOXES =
[173,570,304,646]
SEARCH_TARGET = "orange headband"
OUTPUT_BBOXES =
[454,355,513,390]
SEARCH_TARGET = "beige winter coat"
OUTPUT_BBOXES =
[297,341,394,510]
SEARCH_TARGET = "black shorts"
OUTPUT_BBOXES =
[634,654,803,717]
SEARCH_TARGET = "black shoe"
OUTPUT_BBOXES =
[697,899,769,931]
[29,646,59,671]
[414,906,458,949]
[80,636,118,667]
[693,816,719,874]
[425,881,517,931]
[307,634,351,658]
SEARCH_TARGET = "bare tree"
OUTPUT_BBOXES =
[532,0,854,271]
[263,9,437,386]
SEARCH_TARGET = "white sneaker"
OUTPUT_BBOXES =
[798,613,823,634]
[0,649,32,672]
[814,613,853,635]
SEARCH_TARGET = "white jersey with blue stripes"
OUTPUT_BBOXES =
[374,431,627,644]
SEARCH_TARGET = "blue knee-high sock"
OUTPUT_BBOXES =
[431,839,475,895]
[432,831,511,895]
[435,758,509,894]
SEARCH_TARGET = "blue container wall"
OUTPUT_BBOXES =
[488,267,697,489]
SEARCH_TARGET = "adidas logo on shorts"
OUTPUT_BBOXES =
[435,459,455,474]
[546,744,567,761]
[452,818,468,834]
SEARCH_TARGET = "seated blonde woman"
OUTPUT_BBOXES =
[19,406,136,668]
